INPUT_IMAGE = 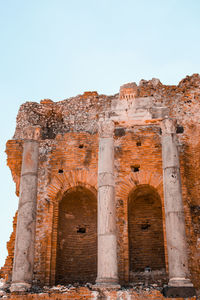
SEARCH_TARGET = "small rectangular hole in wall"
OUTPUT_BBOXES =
[114,127,125,137]
[79,144,84,149]
[58,169,63,173]
[77,227,86,234]
[136,141,141,146]
[141,222,151,230]
[176,125,184,134]
[131,165,140,172]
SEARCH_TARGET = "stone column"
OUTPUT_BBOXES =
[161,117,195,297]
[10,127,41,292]
[96,119,119,287]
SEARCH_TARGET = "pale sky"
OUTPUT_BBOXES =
[0,0,200,267]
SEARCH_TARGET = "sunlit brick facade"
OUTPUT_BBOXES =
[1,74,200,299]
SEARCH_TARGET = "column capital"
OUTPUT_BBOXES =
[98,119,114,138]
[23,126,41,141]
[161,117,176,136]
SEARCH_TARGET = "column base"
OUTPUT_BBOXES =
[168,277,194,287]
[163,286,196,298]
[10,282,31,292]
[95,277,120,289]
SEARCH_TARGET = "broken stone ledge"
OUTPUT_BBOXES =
[0,283,198,299]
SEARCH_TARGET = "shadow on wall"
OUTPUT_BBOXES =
[55,186,97,284]
[128,185,166,282]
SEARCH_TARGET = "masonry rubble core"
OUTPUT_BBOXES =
[0,74,200,299]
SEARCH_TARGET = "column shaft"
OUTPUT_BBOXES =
[96,120,119,286]
[161,118,193,288]
[10,137,39,292]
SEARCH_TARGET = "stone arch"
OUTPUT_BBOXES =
[116,170,163,202]
[45,169,97,285]
[115,171,167,283]
[128,184,166,280]
[47,168,97,202]
[55,185,97,284]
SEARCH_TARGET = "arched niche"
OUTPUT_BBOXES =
[128,184,165,278]
[55,185,97,284]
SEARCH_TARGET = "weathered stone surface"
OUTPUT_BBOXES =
[1,74,200,298]
[1,286,198,299]
[163,286,196,298]
[161,118,193,289]
[96,120,119,286]
[10,134,39,292]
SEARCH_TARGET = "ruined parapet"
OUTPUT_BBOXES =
[119,82,138,100]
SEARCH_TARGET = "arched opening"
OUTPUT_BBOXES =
[55,186,97,284]
[128,185,165,281]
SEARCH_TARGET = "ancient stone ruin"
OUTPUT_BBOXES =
[0,74,200,299]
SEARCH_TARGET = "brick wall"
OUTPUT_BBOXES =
[56,186,97,284]
[128,185,165,272]
[0,211,17,281]
[35,133,98,286]
[1,74,200,295]
[114,127,168,283]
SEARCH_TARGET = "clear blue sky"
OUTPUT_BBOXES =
[0,0,200,268]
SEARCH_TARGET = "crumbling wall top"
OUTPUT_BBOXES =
[12,74,200,141]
